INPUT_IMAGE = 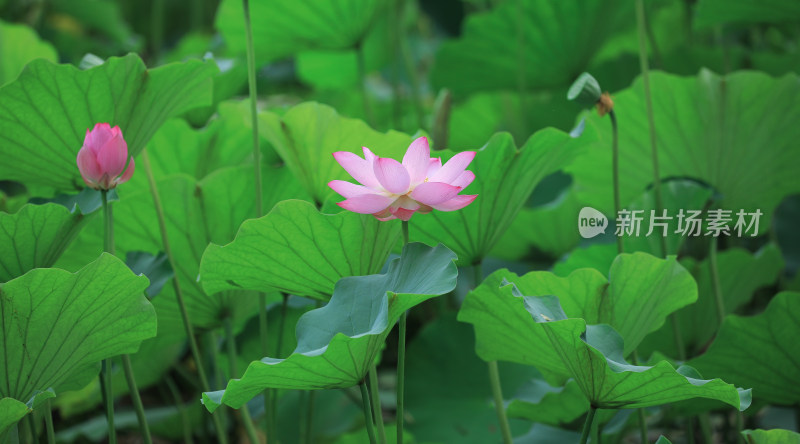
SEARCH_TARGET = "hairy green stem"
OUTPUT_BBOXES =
[242,1,273,433]
[368,367,387,444]
[99,361,115,443]
[100,191,117,444]
[8,424,19,444]
[397,220,410,443]
[515,0,527,130]
[259,293,273,443]
[609,110,623,255]
[165,376,194,444]
[636,0,687,366]
[299,391,309,444]
[208,331,229,432]
[630,351,649,443]
[396,311,407,443]
[121,355,153,444]
[26,411,36,443]
[579,406,597,444]
[737,411,745,444]
[635,0,666,259]
[360,382,378,444]
[224,318,260,444]
[474,263,512,444]
[306,390,316,443]
[44,400,55,444]
[488,360,513,444]
[396,0,424,130]
[699,412,713,443]
[242,0,263,217]
[389,0,403,130]
[710,236,726,326]
[140,150,228,444]
[269,293,290,440]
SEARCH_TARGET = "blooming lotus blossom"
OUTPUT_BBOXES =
[76,123,135,190]
[329,137,477,221]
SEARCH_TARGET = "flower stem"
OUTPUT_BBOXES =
[355,39,376,127]
[44,400,55,444]
[488,360,513,444]
[397,220,410,444]
[224,318,260,444]
[243,1,275,435]
[102,192,155,444]
[100,190,117,444]
[121,355,153,444]
[140,150,229,444]
[9,423,19,444]
[165,376,194,444]
[25,409,36,442]
[360,382,379,444]
[99,359,115,444]
[396,0,424,130]
[579,406,597,444]
[259,293,273,442]
[609,109,623,256]
[305,390,316,443]
[710,236,726,327]
[269,293,291,439]
[242,0,262,218]
[368,366,387,444]
[736,411,745,444]
[474,263,513,444]
[630,351,649,443]
[635,0,667,260]
[396,311,407,443]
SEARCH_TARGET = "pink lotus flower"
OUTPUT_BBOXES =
[76,123,135,190]
[329,137,477,221]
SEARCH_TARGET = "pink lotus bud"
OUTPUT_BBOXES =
[329,136,477,221]
[76,123,135,190]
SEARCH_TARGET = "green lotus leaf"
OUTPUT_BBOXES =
[690,292,800,406]
[0,54,217,191]
[741,429,800,444]
[431,0,632,95]
[113,166,305,328]
[522,291,751,410]
[201,243,457,411]
[640,244,784,358]
[0,20,57,87]
[0,254,154,433]
[215,0,384,63]
[506,378,588,426]
[259,102,416,205]
[446,91,580,150]
[127,101,277,189]
[694,0,800,28]
[0,390,55,436]
[567,70,800,230]
[491,185,582,261]
[0,203,89,282]
[411,130,581,267]
[458,252,696,382]
[200,199,400,300]
[405,315,534,443]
